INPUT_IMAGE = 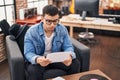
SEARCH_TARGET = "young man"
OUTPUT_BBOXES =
[24,5,80,80]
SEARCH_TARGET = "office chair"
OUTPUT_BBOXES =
[75,0,99,45]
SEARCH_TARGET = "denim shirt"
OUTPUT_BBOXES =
[24,22,76,64]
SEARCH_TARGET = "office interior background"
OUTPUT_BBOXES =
[0,0,120,25]
[0,0,120,80]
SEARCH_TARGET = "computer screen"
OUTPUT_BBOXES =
[75,0,99,17]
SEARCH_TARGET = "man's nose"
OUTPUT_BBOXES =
[51,22,55,26]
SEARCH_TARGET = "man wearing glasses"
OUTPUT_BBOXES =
[24,5,80,80]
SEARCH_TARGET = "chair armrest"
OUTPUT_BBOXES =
[6,35,25,80]
[70,37,90,72]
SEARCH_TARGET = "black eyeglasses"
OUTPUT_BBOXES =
[44,18,59,25]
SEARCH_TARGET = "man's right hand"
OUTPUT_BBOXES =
[36,56,51,67]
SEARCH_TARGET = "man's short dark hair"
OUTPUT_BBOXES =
[43,5,59,17]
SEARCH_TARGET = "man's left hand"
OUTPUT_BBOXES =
[62,54,72,66]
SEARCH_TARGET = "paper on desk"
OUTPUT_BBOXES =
[46,52,70,63]
[93,18,113,24]
[52,76,65,80]
[68,14,81,20]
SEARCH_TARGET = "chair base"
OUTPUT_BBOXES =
[78,32,98,46]
[78,38,97,44]
[78,32,94,39]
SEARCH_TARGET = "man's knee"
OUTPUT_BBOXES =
[72,59,80,66]
[27,64,44,74]
[71,59,80,72]
[27,64,44,80]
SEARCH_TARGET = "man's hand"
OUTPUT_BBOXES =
[36,56,51,67]
[62,54,72,66]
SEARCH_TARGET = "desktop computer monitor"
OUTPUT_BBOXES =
[75,0,99,20]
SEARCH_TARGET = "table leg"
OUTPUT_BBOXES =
[70,26,73,37]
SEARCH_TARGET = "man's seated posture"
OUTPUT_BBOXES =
[24,5,80,80]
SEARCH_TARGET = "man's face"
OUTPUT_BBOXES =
[43,14,59,32]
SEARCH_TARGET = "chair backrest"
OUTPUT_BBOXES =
[0,19,10,36]
[9,24,29,55]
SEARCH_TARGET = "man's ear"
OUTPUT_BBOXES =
[58,10,62,18]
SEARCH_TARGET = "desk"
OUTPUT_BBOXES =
[48,69,112,80]
[16,16,42,25]
[60,14,120,37]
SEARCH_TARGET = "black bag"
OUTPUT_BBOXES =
[0,19,10,36]
[9,24,30,54]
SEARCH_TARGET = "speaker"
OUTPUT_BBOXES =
[61,6,69,16]
[19,7,37,20]
[81,11,87,21]
[113,17,120,24]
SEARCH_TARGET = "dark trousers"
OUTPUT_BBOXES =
[26,59,80,80]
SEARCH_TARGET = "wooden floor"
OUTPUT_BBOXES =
[0,32,120,80]
[74,32,120,80]
[0,60,10,80]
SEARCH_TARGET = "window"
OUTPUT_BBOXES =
[0,0,15,25]
[100,0,120,10]
[27,0,48,15]
[0,0,4,5]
